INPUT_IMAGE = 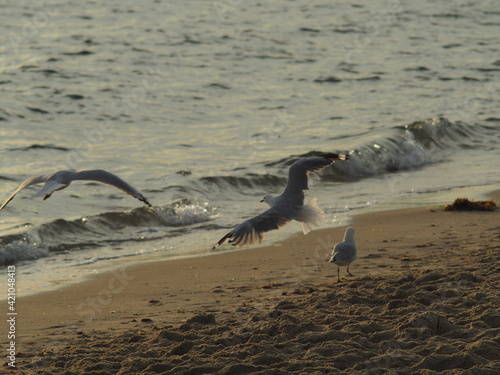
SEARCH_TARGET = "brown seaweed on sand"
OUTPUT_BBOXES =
[444,197,497,211]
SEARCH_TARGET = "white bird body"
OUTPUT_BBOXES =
[262,194,324,235]
[213,153,349,248]
[0,169,152,211]
[330,227,357,282]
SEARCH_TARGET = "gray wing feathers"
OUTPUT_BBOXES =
[71,170,151,206]
[0,175,49,211]
[214,209,290,248]
[282,154,348,200]
[331,242,357,263]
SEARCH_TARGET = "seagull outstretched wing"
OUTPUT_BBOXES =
[213,209,290,248]
[0,175,49,211]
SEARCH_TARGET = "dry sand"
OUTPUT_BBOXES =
[4,194,500,374]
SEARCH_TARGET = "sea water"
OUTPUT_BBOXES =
[0,0,499,296]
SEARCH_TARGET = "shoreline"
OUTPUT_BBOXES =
[3,191,499,373]
[6,184,498,300]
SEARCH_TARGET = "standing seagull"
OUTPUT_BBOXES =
[213,153,349,248]
[0,169,152,211]
[329,227,357,282]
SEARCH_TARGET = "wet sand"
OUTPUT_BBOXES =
[8,195,500,374]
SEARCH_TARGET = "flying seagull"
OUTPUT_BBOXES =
[329,227,357,282]
[0,169,152,211]
[213,153,349,248]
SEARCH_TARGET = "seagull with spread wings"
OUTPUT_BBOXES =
[0,169,152,211]
[213,153,349,248]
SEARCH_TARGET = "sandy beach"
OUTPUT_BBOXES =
[6,193,500,374]
[2,1,500,373]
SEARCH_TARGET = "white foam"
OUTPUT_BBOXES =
[0,238,49,265]
[156,202,217,226]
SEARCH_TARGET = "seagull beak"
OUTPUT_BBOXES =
[260,199,264,203]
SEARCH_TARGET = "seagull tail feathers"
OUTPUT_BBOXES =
[299,197,325,235]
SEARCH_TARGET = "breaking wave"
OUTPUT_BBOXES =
[1,118,493,266]
[0,200,216,265]
[201,118,492,189]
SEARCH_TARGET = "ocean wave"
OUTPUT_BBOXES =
[0,200,216,262]
[9,144,71,152]
[0,232,49,266]
[329,117,486,179]
[199,174,288,195]
[194,118,492,191]
[266,118,490,181]
[0,118,490,265]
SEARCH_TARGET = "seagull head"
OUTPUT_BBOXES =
[344,227,355,241]
[260,194,275,206]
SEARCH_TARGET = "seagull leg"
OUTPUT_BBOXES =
[337,266,341,283]
[347,265,354,277]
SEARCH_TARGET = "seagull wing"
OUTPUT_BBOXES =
[281,154,348,205]
[331,241,357,263]
[71,169,152,206]
[0,175,49,211]
[213,208,290,248]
